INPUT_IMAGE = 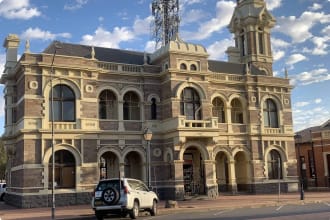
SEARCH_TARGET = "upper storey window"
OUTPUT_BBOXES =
[212,97,225,123]
[123,91,140,120]
[190,64,197,71]
[180,63,187,70]
[263,99,278,128]
[151,98,157,120]
[258,28,264,54]
[99,90,117,119]
[180,87,201,120]
[231,98,243,124]
[50,84,75,122]
[240,29,246,56]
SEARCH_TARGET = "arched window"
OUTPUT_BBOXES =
[263,99,278,128]
[180,87,201,120]
[49,150,76,188]
[180,63,187,70]
[151,98,157,120]
[50,85,75,122]
[267,150,282,179]
[258,27,264,54]
[99,90,117,119]
[190,64,197,71]
[240,29,246,56]
[123,91,140,120]
[212,97,225,123]
[231,98,243,124]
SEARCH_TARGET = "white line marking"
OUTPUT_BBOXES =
[324,202,330,206]
[214,210,231,216]
[276,205,284,211]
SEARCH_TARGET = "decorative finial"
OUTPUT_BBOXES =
[144,52,147,64]
[25,39,30,53]
[284,67,288,79]
[91,46,95,59]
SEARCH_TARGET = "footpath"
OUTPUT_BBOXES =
[0,192,330,219]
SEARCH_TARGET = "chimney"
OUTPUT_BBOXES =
[3,34,20,74]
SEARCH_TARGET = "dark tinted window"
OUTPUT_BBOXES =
[97,180,123,191]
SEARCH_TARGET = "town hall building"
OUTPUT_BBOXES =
[1,0,298,207]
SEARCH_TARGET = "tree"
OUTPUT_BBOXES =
[0,138,7,180]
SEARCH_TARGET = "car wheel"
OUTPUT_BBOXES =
[129,200,139,219]
[102,187,119,205]
[150,200,157,216]
[0,194,4,201]
[95,211,104,220]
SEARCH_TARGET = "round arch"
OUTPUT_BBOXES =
[211,93,229,108]
[179,141,210,161]
[175,82,207,100]
[44,78,81,100]
[97,146,122,163]
[96,86,120,100]
[43,144,82,166]
[119,86,143,102]
[147,93,161,103]
[260,94,283,111]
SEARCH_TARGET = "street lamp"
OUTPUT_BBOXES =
[143,128,153,188]
[50,41,62,220]
[294,134,304,200]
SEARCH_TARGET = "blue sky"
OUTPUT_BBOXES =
[0,0,329,134]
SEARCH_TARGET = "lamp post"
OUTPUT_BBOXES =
[295,134,304,200]
[50,41,62,220]
[143,128,153,188]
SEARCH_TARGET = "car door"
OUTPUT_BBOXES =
[135,180,152,208]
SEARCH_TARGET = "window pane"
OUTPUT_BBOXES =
[63,101,75,121]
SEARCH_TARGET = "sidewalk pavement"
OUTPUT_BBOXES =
[1,191,330,220]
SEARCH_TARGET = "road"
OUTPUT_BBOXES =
[59,202,330,220]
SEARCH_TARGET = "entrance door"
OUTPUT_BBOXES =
[183,148,205,195]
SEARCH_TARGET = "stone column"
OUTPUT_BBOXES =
[118,101,124,131]
[204,160,218,198]
[228,159,238,193]
[173,160,184,200]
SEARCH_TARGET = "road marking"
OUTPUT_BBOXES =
[323,202,330,206]
[214,209,231,216]
[276,205,284,211]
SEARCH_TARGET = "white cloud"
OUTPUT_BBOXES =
[144,41,157,53]
[80,27,135,48]
[265,0,282,11]
[0,53,5,77]
[308,3,322,11]
[133,16,153,36]
[181,9,206,25]
[64,0,88,11]
[181,1,235,40]
[295,101,310,107]
[315,98,322,104]
[21,27,72,41]
[286,53,307,65]
[275,11,330,43]
[322,25,330,36]
[207,38,233,60]
[291,68,330,86]
[0,0,41,19]
[293,105,330,132]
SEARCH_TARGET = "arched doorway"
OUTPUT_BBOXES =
[234,151,250,191]
[99,152,120,179]
[183,147,205,195]
[215,152,229,192]
[124,151,143,180]
[48,149,75,188]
